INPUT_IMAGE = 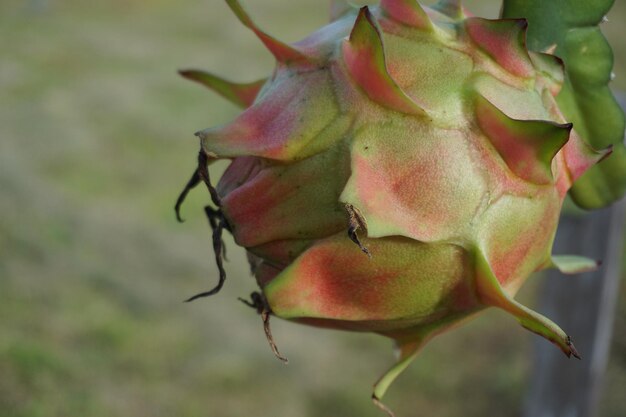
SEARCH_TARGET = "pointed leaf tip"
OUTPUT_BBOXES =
[179,69,266,108]
[225,0,313,65]
[466,18,535,78]
[551,255,600,275]
[380,0,433,31]
[342,7,427,116]
[475,249,579,359]
[475,94,571,185]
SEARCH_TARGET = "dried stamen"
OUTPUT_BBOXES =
[239,292,289,364]
[185,207,228,302]
[567,336,582,360]
[197,150,222,207]
[345,203,371,257]
[175,169,201,223]
[245,253,262,276]
[372,395,396,417]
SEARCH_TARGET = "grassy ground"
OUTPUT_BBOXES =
[1,1,625,416]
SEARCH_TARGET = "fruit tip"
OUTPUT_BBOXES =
[178,68,200,80]
[567,336,582,360]
[353,6,375,34]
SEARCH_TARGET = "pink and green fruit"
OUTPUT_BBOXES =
[176,0,623,410]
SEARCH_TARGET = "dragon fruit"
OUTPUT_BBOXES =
[175,0,621,413]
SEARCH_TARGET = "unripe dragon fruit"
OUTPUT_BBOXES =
[175,0,624,413]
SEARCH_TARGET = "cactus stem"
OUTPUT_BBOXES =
[345,204,371,257]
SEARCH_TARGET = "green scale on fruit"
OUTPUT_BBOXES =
[175,0,625,414]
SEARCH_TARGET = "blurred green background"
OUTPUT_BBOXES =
[1,1,625,416]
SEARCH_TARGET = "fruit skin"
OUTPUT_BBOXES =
[178,0,613,406]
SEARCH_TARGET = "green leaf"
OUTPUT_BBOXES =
[501,0,626,209]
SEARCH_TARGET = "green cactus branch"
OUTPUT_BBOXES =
[502,0,626,209]
[502,0,626,208]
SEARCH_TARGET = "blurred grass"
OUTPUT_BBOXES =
[0,1,625,416]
